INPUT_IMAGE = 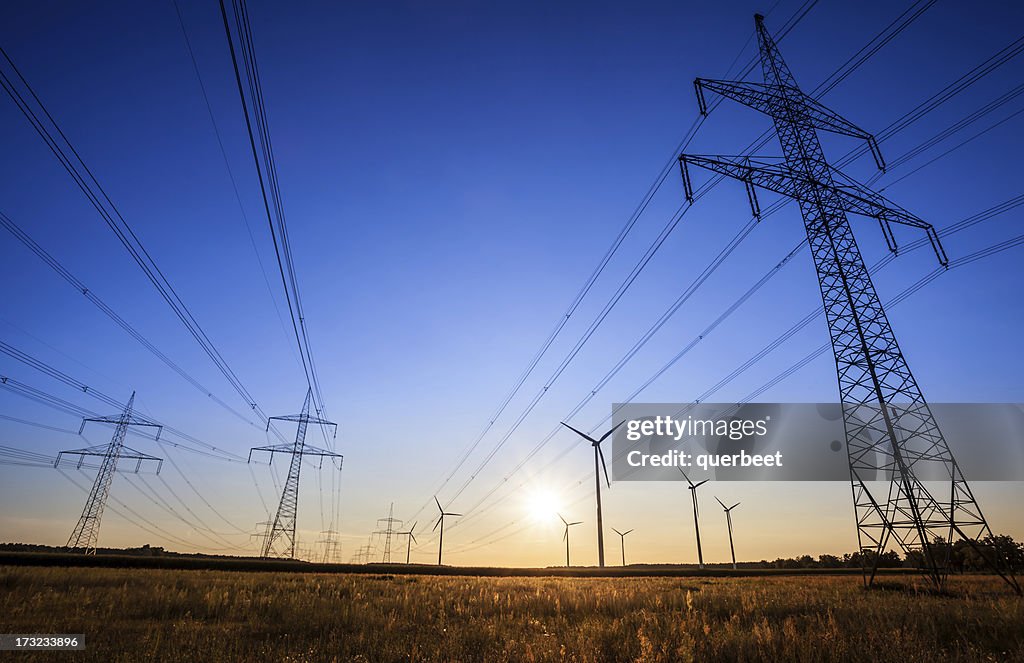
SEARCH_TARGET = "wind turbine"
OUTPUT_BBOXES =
[715,497,741,570]
[558,513,583,567]
[559,421,621,567]
[680,470,709,569]
[432,497,461,566]
[611,527,634,566]
[397,521,418,564]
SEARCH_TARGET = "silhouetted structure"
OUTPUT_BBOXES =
[715,497,741,570]
[56,392,163,554]
[249,390,340,559]
[397,522,418,564]
[558,513,583,567]
[679,14,1017,592]
[374,503,402,563]
[679,470,708,569]
[611,527,634,566]
[560,422,619,567]
[432,497,461,565]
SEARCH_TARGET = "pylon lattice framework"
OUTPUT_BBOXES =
[56,392,163,554]
[374,503,403,564]
[249,389,342,559]
[679,15,1017,592]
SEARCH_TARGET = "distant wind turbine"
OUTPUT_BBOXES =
[432,497,461,565]
[611,527,634,566]
[560,421,622,567]
[680,470,709,569]
[558,513,583,567]
[715,497,741,569]
[397,521,418,564]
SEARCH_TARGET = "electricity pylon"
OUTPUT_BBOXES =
[249,389,341,559]
[317,528,341,563]
[56,392,163,554]
[680,14,1017,593]
[374,503,403,563]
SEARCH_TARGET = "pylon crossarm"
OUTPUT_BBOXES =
[55,445,162,474]
[696,77,884,170]
[267,414,337,433]
[680,154,948,265]
[79,415,162,441]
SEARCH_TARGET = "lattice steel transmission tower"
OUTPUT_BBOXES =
[679,15,1017,592]
[249,390,341,559]
[56,392,163,554]
[374,503,402,564]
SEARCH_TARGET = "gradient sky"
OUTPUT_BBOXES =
[1,0,1022,567]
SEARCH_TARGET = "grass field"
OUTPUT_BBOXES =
[1,566,1021,662]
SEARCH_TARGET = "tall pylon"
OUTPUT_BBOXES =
[56,392,163,554]
[679,14,1017,592]
[249,390,341,559]
[374,503,402,563]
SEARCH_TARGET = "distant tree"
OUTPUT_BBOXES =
[817,554,842,568]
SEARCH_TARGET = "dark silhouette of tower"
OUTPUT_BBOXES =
[678,15,1017,592]
[56,392,163,554]
[249,390,341,559]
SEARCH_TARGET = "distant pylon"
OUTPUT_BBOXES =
[679,14,1018,593]
[56,392,163,554]
[374,503,403,563]
[249,389,341,559]
[317,528,340,563]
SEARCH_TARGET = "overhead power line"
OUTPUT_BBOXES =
[218,0,331,436]
[0,44,281,437]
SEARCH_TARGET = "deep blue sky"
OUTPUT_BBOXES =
[1,0,1022,565]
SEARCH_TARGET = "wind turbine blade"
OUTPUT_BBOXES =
[679,468,695,487]
[559,421,598,444]
[598,445,611,488]
[432,515,442,532]
[411,521,418,533]
[624,529,634,536]
[563,528,568,541]
[434,496,443,512]
[715,496,727,510]
[558,513,568,526]
[731,502,741,510]
[597,420,625,444]
[447,513,462,517]
[694,479,710,489]
[612,528,622,536]
[410,533,417,543]
[569,521,583,526]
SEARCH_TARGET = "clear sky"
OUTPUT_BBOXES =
[0,0,1022,567]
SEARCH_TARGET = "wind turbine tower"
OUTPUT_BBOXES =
[560,422,620,567]
[432,496,461,565]
[680,470,708,569]
[397,522,418,564]
[715,497,741,570]
[611,527,634,566]
[558,513,583,567]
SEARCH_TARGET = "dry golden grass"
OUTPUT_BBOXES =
[0,566,1021,662]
